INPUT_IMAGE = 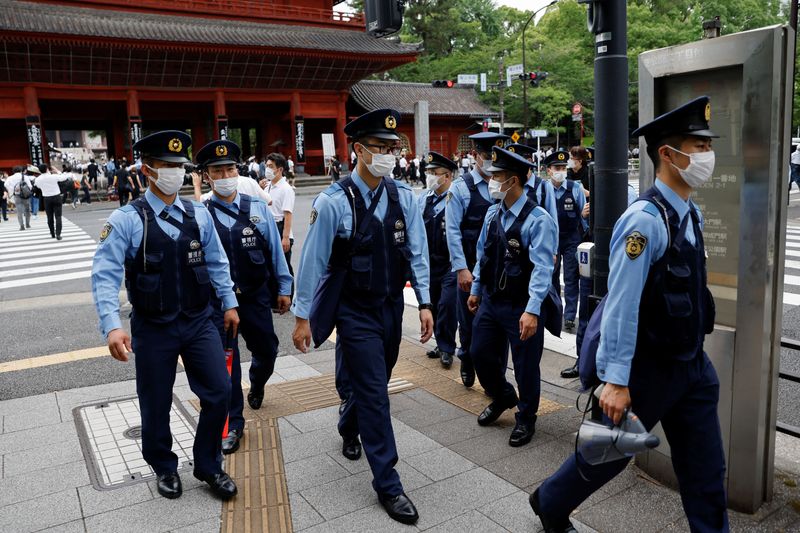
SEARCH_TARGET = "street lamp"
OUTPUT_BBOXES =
[522,0,558,139]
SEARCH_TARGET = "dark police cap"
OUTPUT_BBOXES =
[195,140,241,169]
[469,132,510,153]
[486,147,533,177]
[544,150,570,167]
[424,151,458,172]
[344,108,401,141]
[631,96,718,145]
[133,130,192,164]
[506,143,535,159]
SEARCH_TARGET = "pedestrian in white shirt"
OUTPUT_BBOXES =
[399,155,408,181]
[287,156,295,186]
[791,145,800,192]
[5,166,35,231]
[35,164,73,239]
[264,152,295,286]
[461,153,470,175]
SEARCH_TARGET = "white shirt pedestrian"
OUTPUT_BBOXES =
[34,170,71,197]
[266,176,295,239]
[792,147,800,166]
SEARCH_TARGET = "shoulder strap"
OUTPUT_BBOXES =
[384,176,399,202]
[337,178,385,241]
[495,197,537,251]
[180,199,195,219]
[637,196,673,250]
[464,172,477,193]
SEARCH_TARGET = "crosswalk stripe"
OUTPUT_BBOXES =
[0,251,96,269]
[784,292,800,306]
[0,260,94,279]
[0,238,96,254]
[0,243,97,261]
[0,270,91,290]
[0,227,84,238]
[784,274,800,287]
[0,235,89,247]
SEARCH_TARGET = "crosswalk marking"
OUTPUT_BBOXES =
[0,216,97,291]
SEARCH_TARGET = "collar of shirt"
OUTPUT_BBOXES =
[350,168,381,200]
[470,169,486,187]
[268,176,286,190]
[145,187,186,216]
[499,193,528,221]
[429,188,448,199]
[553,180,568,192]
[211,192,241,211]
[654,178,689,223]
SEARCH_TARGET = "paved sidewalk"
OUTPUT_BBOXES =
[2,325,800,532]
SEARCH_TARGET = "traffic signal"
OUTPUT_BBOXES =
[365,0,405,38]
[528,71,548,87]
[432,80,455,88]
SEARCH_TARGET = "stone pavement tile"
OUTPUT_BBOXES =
[301,503,421,533]
[574,480,684,533]
[78,482,154,517]
[392,400,471,431]
[479,490,541,533]
[267,374,287,384]
[171,517,223,533]
[0,487,82,533]
[275,365,322,382]
[408,467,518,529]
[0,461,88,507]
[3,438,83,477]
[308,359,336,375]
[285,453,351,494]
[390,392,424,415]
[418,414,501,447]
[299,471,377,520]
[297,349,335,365]
[0,392,56,417]
[282,405,339,433]
[280,426,340,463]
[482,436,569,489]
[393,419,441,458]
[2,403,63,433]
[535,407,583,439]
[426,510,507,533]
[84,486,222,533]
[145,473,206,496]
[403,388,452,407]
[327,449,372,475]
[277,417,301,438]
[396,460,434,492]
[0,419,77,455]
[171,385,197,402]
[289,492,324,531]
[36,519,87,533]
[275,355,306,370]
[448,428,528,467]
[402,447,475,482]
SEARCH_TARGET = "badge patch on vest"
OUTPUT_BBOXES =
[99,222,112,242]
[395,219,405,230]
[309,208,318,225]
[625,231,647,260]
[249,215,260,224]
[190,240,201,250]
[242,227,254,236]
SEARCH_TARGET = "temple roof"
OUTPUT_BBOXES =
[350,80,498,118]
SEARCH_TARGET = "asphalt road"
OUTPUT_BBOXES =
[2,185,800,434]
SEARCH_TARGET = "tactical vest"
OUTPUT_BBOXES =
[124,198,211,323]
[478,196,538,306]
[460,173,494,270]
[423,192,450,279]
[526,176,546,207]
[635,187,715,360]
[328,177,412,307]
[205,194,275,297]
[556,179,580,237]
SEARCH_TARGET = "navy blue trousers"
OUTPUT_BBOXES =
[456,286,475,364]
[131,309,230,476]
[538,352,728,533]
[431,270,457,354]
[334,296,404,497]
[575,275,593,356]
[553,235,580,322]
[212,289,279,433]
[471,292,545,423]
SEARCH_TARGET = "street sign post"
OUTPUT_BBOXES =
[457,74,479,85]
[480,73,487,92]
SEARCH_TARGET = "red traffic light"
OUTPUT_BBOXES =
[432,80,455,88]
[529,72,538,80]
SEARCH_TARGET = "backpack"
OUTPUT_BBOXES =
[16,177,32,199]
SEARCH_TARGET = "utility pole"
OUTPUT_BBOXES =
[498,57,505,133]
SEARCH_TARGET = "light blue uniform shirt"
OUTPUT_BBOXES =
[627,183,638,206]
[418,188,449,218]
[445,169,493,272]
[525,174,559,228]
[92,188,238,339]
[208,192,293,296]
[291,169,430,319]
[552,178,589,232]
[470,192,558,316]
[596,178,701,386]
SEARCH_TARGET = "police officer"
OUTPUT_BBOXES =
[446,132,509,387]
[468,147,558,447]
[545,150,587,333]
[195,139,293,455]
[420,151,459,367]
[291,109,433,525]
[531,96,727,532]
[91,131,239,501]
[506,143,559,224]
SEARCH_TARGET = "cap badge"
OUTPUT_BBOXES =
[426,153,433,163]
[385,115,397,129]
[558,153,566,161]
[168,138,183,153]
[190,239,201,250]
[395,219,405,230]
[704,103,711,122]
[491,151,497,162]
[508,146,516,153]
[215,145,228,157]
[495,139,504,147]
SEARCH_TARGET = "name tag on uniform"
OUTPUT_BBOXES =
[564,197,575,211]
[187,250,204,265]
[241,235,258,249]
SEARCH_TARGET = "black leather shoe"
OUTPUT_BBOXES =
[426,348,439,358]
[477,397,518,426]
[342,436,362,460]
[509,419,536,447]
[563,319,576,333]
[247,385,264,410]
[194,471,238,500]
[460,357,475,387]
[440,351,453,368]
[56,235,62,240]
[221,429,242,455]
[379,492,419,524]
[560,363,579,379]
[529,489,577,533]
[156,472,182,499]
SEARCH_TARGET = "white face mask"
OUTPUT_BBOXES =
[264,167,275,181]
[426,172,443,190]
[551,170,567,183]
[566,159,576,170]
[669,147,715,188]
[488,177,511,201]
[212,176,238,197]
[146,165,184,195]
[360,144,395,177]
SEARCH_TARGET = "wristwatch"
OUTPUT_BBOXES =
[418,303,433,311]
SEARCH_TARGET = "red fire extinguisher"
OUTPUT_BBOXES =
[222,332,234,439]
